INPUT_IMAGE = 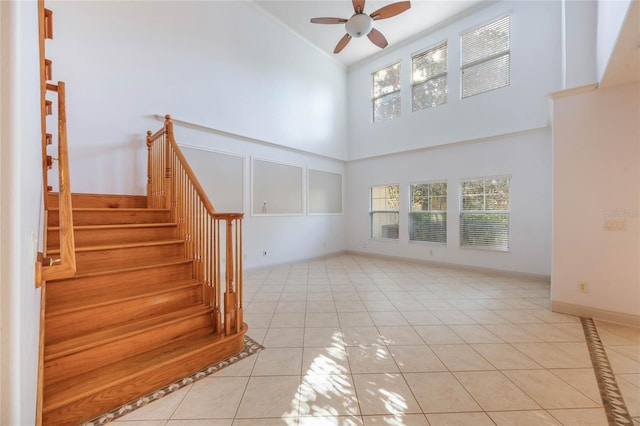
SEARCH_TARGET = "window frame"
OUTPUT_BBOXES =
[411,41,448,112]
[369,184,400,240]
[459,175,511,251]
[409,181,447,244]
[372,62,402,123]
[460,14,511,99]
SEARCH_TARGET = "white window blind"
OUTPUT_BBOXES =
[412,42,448,111]
[370,185,399,239]
[460,177,510,251]
[372,63,401,122]
[409,182,447,243]
[461,15,510,98]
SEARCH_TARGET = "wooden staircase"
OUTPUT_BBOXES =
[41,193,246,425]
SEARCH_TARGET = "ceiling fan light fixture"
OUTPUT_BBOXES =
[346,13,373,38]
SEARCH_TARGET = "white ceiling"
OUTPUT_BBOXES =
[252,0,486,67]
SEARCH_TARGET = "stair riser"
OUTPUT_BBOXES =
[46,262,194,303]
[42,331,246,426]
[74,243,185,272]
[48,193,147,209]
[45,285,204,344]
[48,209,171,226]
[48,225,178,250]
[44,314,213,386]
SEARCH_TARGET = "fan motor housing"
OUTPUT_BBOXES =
[346,13,374,37]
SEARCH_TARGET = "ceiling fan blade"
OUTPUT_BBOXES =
[334,33,352,53]
[370,1,411,20]
[352,0,365,14]
[310,17,348,24]
[367,28,388,49]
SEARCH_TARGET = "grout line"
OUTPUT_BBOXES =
[581,317,634,426]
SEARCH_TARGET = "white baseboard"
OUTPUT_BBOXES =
[552,301,640,327]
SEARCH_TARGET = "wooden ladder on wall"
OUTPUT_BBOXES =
[37,4,247,425]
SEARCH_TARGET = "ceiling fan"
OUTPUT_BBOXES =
[310,0,411,54]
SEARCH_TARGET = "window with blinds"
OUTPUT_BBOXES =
[461,15,510,98]
[409,182,447,244]
[372,63,401,123]
[460,176,510,250]
[370,185,400,239]
[412,42,448,111]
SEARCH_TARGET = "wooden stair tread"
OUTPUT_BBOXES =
[45,305,213,359]
[49,207,169,213]
[61,257,193,280]
[43,330,240,413]
[72,254,190,275]
[47,278,201,315]
[47,239,184,256]
[48,222,177,231]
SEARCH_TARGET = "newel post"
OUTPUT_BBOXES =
[164,114,173,211]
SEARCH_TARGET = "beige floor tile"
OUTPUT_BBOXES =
[352,373,421,415]
[399,311,442,326]
[403,372,481,413]
[172,376,248,419]
[235,376,301,418]
[246,302,278,314]
[342,327,386,346]
[363,301,397,312]
[483,323,542,343]
[549,368,602,404]
[252,348,303,376]
[547,408,609,425]
[270,312,306,328]
[297,415,363,425]
[116,385,191,421]
[425,412,495,426]
[619,373,640,386]
[369,312,409,326]
[607,349,640,374]
[494,309,545,324]
[303,327,345,347]
[488,410,562,425]
[335,301,368,313]
[388,345,447,373]
[303,346,350,376]
[470,343,541,370]
[504,370,600,409]
[213,355,258,377]
[247,329,267,344]
[298,374,360,417]
[618,377,640,417]
[412,325,464,344]
[243,313,274,329]
[306,301,336,313]
[276,301,307,313]
[166,421,232,426]
[264,327,305,348]
[453,371,540,411]
[429,344,495,371]
[361,414,428,425]
[519,323,581,342]
[512,342,592,368]
[114,422,171,426]
[377,326,424,346]
[431,310,476,325]
[346,346,399,374]
[306,312,340,327]
[339,312,375,327]
[448,324,503,343]
[233,418,298,425]
[463,309,511,324]
[609,345,640,362]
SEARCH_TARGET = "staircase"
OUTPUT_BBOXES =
[41,193,246,425]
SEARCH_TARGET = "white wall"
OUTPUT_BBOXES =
[346,129,552,276]
[562,0,598,89]
[596,0,633,82]
[47,0,348,195]
[347,0,562,160]
[0,1,44,424]
[552,82,640,320]
[173,124,347,270]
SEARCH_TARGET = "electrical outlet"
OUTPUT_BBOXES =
[578,281,588,293]
[262,250,267,256]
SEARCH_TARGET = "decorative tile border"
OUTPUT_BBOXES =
[82,335,264,426]
[581,317,634,426]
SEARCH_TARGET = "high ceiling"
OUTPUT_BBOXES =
[253,0,486,67]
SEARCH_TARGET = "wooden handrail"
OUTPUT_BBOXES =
[38,82,77,283]
[147,115,244,336]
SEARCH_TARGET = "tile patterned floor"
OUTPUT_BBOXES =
[110,254,640,426]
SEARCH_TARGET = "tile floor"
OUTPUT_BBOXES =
[113,254,640,426]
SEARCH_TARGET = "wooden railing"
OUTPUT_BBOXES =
[147,115,244,335]
[36,0,76,286]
